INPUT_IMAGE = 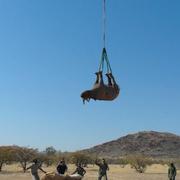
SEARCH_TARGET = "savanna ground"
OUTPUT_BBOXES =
[0,164,179,180]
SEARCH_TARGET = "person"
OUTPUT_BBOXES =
[26,159,46,180]
[71,163,86,177]
[95,158,109,180]
[56,159,68,175]
[168,163,177,180]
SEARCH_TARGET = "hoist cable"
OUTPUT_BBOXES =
[98,0,112,74]
[103,0,106,48]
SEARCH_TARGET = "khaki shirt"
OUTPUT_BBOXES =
[30,164,40,175]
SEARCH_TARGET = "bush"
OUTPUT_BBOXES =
[126,155,152,173]
[13,146,38,172]
[0,146,13,172]
[70,152,93,167]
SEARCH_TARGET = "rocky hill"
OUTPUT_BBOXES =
[82,131,180,158]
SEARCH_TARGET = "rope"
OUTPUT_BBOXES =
[99,50,104,72]
[99,48,112,73]
[98,0,112,74]
[104,48,112,73]
[103,0,106,48]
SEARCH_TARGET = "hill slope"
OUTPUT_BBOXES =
[82,131,180,158]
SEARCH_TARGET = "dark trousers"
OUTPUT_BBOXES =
[32,173,40,180]
[98,173,108,180]
[169,177,175,180]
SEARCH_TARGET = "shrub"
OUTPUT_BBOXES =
[126,155,152,173]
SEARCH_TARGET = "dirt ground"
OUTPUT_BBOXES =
[0,164,179,180]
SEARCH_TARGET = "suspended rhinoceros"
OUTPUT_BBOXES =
[81,72,120,103]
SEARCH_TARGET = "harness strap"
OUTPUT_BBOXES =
[99,48,112,74]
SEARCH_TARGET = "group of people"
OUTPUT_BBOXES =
[26,158,109,180]
[56,159,86,177]
[26,158,177,180]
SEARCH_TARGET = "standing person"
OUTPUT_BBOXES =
[71,163,86,177]
[26,159,46,180]
[168,163,177,180]
[56,159,68,175]
[95,158,109,180]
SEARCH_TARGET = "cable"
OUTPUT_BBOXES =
[103,0,106,48]
[99,0,113,73]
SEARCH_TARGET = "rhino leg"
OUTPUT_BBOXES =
[106,73,113,86]
[94,71,104,85]
[108,73,117,85]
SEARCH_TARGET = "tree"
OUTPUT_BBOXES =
[127,155,152,173]
[116,158,129,168]
[42,146,57,167]
[0,146,12,172]
[14,146,38,172]
[70,152,92,167]
[45,146,56,156]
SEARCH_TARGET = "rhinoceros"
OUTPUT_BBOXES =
[81,72,120,103]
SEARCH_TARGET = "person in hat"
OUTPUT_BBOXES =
[56,159,68,175]
[95,158,109,180]
[71,163,86,177]
[168,163,177,180]
[26,159,46,180]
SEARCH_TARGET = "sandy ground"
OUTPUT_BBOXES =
[0,164,179,180]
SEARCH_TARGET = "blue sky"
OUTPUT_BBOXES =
[0,0,180,151]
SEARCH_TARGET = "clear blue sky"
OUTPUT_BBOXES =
[0,0,180,151]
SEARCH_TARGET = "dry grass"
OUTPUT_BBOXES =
[0,164,179,180]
